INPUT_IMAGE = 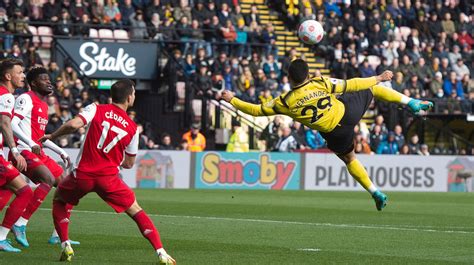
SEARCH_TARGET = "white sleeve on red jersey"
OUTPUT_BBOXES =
[13,94,33,119]
[78,103,97,125]
[125,130,139,156]
[0,93,15,118]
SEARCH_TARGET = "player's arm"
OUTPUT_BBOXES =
[122,131,139,169]
[0,94,27,171]
[43,139,71,168]
[11,116,38,148]
[327,71,394,93]
[42,116,85,142]
[221,90,276,116]
[40,103,97,143]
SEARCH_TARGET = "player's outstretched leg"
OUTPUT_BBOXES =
[371,85,433,115]
[126,201,176,265]
[338,151,388,211]
[53,197,75,261]
[12,181,52,247]
[0,177,33,253]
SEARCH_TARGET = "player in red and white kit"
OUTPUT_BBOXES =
[6,67,79,247]
[0,59,33,253]
[40,79,176,264]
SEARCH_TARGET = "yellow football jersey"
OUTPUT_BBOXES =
[230,76,378,133]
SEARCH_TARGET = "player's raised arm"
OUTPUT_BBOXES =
[221,90,276,116]
[328,71,394,93]
[40,103,97,143]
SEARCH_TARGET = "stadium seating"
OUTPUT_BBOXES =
[113,29,130,43]
[98,29,114,42]
[37,26,53,49]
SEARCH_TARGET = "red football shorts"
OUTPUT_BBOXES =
[0,156,20,187]
[9,150,64,184]
[57,171,136,213]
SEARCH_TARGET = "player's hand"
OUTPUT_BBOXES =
[61,153,71,169]
[376,70,394,82]
[38,134,52,143]
[13,153,27,172]
[221,90,234,103]
[31,144,41,155]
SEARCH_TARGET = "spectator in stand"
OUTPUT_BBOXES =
[354,133,371,154]
[247,21,263,54]
[230,5,244,27]
[430,72,444,97]
[119,0,135,26]
[206,1,217,17]
[441,13,455,35]
[47,95,61,116]
[262,54,280,78]
[274,126,297,152]
[43,0,61,22]
[458,29,474,50]
[370,115,388,135]
[69,0,88,22]
[23,45,43,68]
[413,57,431,86]
[305,129,325,150]
[408,134,421,154]
[448,45,462,66]
[369,125,385,152]
[70,98,83,117]
[376,132,399,154]
[146,0,163,21]
[103,0,122,26]
[359,59,376,78]
[393,124,405,147]
[261,22,278,59]
[241,86,258,104]
[444,71,464,99]
[89,0,105,24]
[7,8,30,48]
[75,13,91,38]
[220,19,236,55]
[55,9,73,36]
[130,10,148,39]
[183,53,196,77]
[244,4,260,26]
[146,138,159,149]
[148,13,163,40]
[399,144,410,155]
[260,116,282,151]
[203,16,221,56]
[177,139,189,151]
[60,64,78,88]
[158,133,175,150]
[58,87,74,108]
[392,72,404,92]
[226,119,249,152]
[420,144,430,156]
[290,121,307,149]
[452,59,470,81]
[185,19,207,56]
[192,1,207,24]
[195,65,213,98]
[182,123,206,152]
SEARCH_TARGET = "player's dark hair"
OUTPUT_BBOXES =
[288,59,309,85]
[26,67,48,86]
[111,79,135,104]
[0,58,24,81]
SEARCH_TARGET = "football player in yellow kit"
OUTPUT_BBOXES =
[222,59,433,211]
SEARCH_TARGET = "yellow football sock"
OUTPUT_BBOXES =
[371,85,410,104]
[346,159,377,194]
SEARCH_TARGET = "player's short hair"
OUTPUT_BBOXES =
[111,79,135,104]
[26,66,48,85]
[288,59,309,85]
[0,58,24,81]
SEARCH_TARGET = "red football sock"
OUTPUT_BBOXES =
[0,188,13,211]
[52,200,69,243]
[22,183,51,220]
[132,210,163,250]
[1,186,33,229]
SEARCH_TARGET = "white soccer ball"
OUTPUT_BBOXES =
[298,20,325,45]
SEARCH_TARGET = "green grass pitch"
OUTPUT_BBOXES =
[1,189,473,264]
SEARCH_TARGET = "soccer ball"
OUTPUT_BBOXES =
[298,20,325,45]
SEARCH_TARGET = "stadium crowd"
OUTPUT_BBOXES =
[0,0,472,155]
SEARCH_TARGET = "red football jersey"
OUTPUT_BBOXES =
[0,86,15,153]
[76,104,138,177]
[14,91,49,149]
